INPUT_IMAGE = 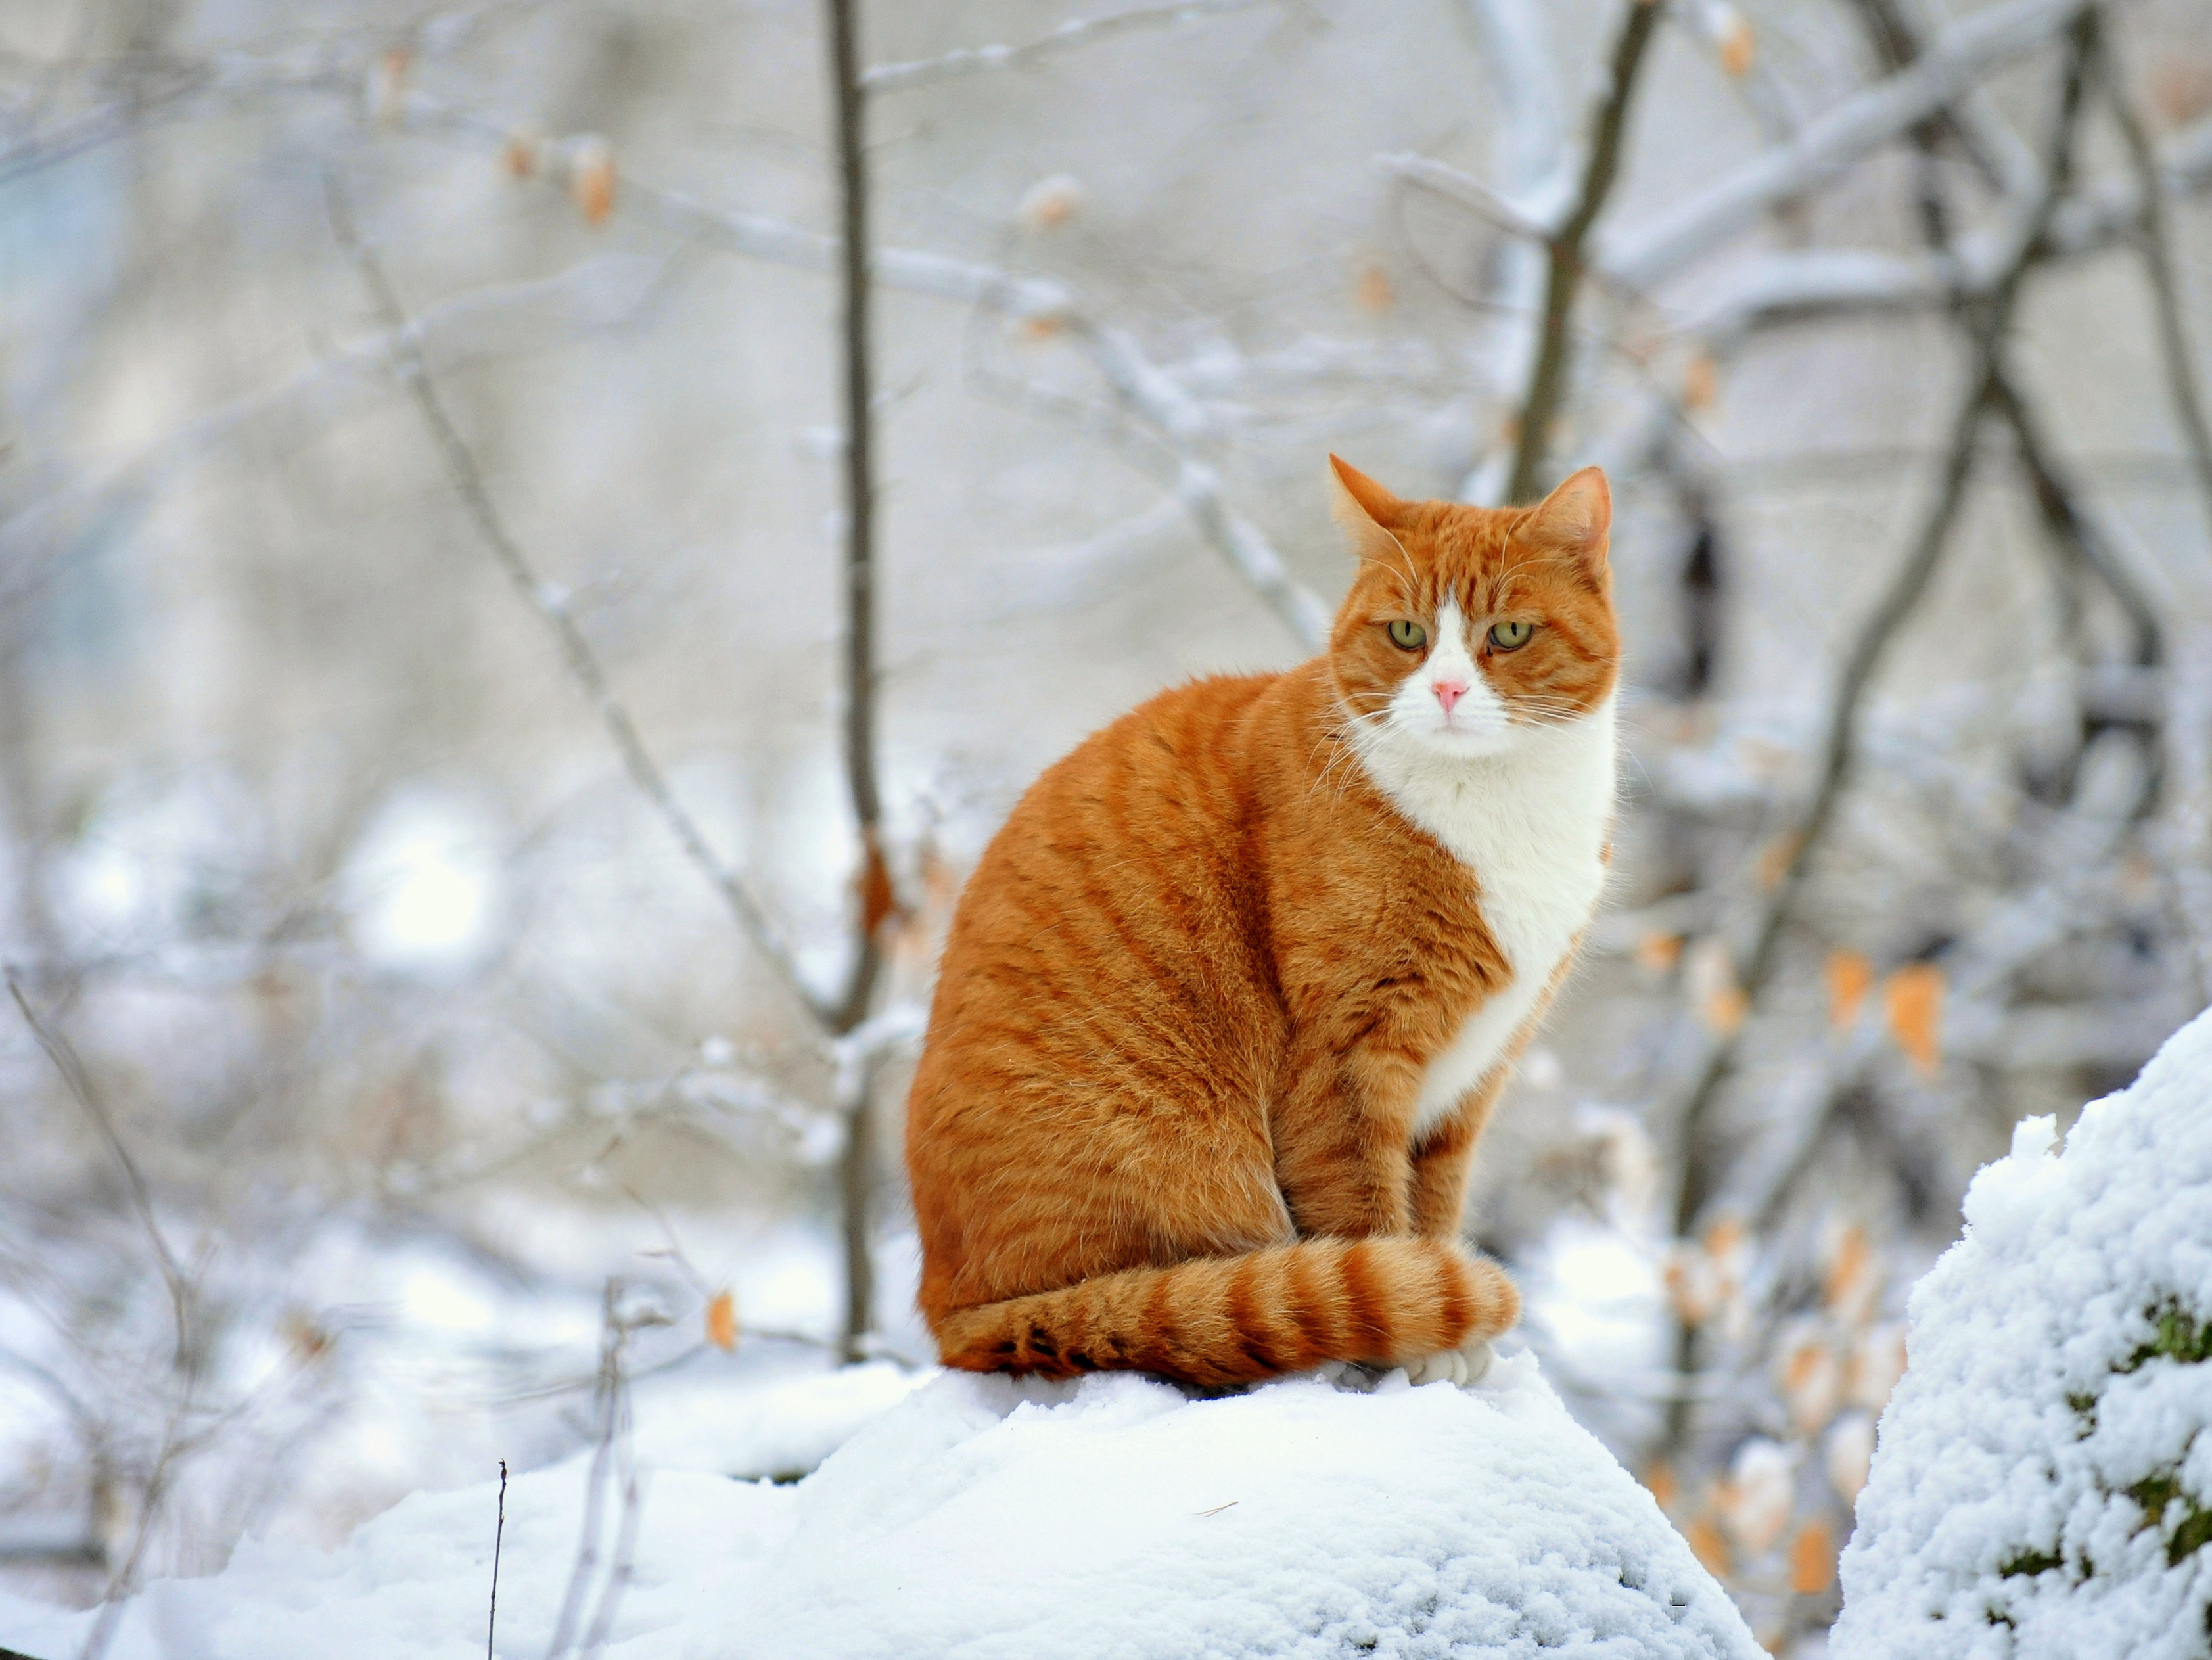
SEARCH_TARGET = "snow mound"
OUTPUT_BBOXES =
[0,1354,1757,1660]
[629,1358,929,1481]
[1833,1007,2212,1659]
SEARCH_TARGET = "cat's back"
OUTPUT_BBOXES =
[913,669,1313,1102]
[944,668,1284,966]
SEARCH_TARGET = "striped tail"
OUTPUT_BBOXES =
[931,1237,1518,1389]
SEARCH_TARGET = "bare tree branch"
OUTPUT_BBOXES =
[392,95,1329,652]
[7,973,191,1374]
[0,252,684,617]
[824,0,891,1363]
[321,182,831,1030]
[1377,151,1557,243]
[1506,0,1664,504]
[861,0,1272,94]
[826,0,888,1040]
[1600,0,2086,290]
[2096,16,2212,553]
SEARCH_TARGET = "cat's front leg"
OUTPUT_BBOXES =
[1270,1048,1422,1237]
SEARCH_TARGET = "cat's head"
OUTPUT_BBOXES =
[1324,456,1619,760]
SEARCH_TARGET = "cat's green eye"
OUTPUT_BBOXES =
[1488,620,1534,652]
[1387,619,1427,651]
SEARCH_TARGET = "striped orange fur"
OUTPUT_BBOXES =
[906,459,1619,1388]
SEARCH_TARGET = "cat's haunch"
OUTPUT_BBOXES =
[904,458,1619,1388]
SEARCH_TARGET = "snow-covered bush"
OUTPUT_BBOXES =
[1,1356,1759,1659]
[1833,1008,2212,1657]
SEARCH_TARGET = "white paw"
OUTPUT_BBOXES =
[1404,1339,1495,1388]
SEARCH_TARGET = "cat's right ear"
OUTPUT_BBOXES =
[1327,455,1409,567]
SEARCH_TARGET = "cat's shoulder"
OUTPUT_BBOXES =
[1046,668,1300,773]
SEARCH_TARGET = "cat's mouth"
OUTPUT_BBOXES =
[1390,709,1523,759]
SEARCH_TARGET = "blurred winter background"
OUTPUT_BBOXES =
[1,0,2208,1650]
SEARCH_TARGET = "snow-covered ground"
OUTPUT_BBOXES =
[0,1354,1759,1660]
[1833,1007,2212,1657]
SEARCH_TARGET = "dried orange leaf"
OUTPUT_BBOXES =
[1686,1514,1732,1577]
[1701,1216,1745,1264]
[706,1289,737,1353]
[1824,1222,1876,1322]
[1643,1460,1680,1513]
[859,832,900,938]
[1718,16,1755,78]
[1884,963,1943,1077]
[367,48,409,127]
[1354,263,1394,313]
[1755,830,1802,891]
[1682,352,1719,411]
[1635,931,1685,973]
[570,135,617,227]
[1781,1336,1841,1437]
[1826,949,1875,1031]
[1789,1517,1836,1595]
[1019,174,1084,229]
[1663,1248,1713,1328]
[503,128,541,179]
[1686,938,1744,1034]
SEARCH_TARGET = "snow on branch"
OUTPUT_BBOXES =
[1450,0,1566,209]
[1600,0,2086,289]
[860,0,1274,95]
[1376,152,1559,242]
[398,97,1329,653]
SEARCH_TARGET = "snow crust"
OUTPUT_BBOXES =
[0,1354,1758,1659]
[1833,1007,2212,1657]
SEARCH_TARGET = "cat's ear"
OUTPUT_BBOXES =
[1327,455,1410,566]
[1519,466,1611,584]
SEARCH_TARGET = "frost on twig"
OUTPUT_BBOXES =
[861,0,1274,95]
[1599,0,2088,290]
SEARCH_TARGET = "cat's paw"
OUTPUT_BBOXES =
[1402,1339,1495,1388]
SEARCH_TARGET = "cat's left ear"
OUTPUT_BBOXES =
[1327,455,1411,567]
[1519,467,1611,586]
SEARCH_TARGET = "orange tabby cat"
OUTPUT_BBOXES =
[904,458,1618,1388]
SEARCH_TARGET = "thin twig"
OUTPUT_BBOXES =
[1988,369,2163,670]
[1506,0,1663,503]
[488,1460,507,1660]
[545,1283,626,1660]
[7,973,191,1373]
[839,1049,879,1364]
[576,1468,645,1660]
[2096,11,2212,553]
[319,179,829,1030]
[862,0,1270,94]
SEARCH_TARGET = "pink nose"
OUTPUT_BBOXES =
[1433,678,1468,715]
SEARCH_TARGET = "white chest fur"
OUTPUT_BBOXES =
[1359,695,1617,1138]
